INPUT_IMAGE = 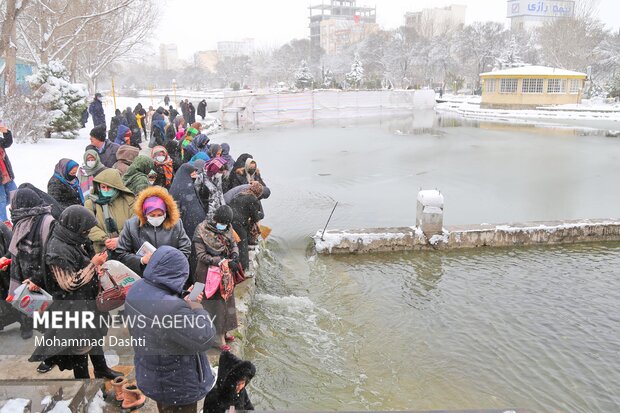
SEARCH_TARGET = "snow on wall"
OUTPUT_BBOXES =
[221,90,436,128]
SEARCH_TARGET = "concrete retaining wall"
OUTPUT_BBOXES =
[313,219,620,254]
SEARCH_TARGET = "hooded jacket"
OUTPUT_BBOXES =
[114,124,131,146]
[88,98,106,127]
[86,140,120,169]
[116,186,191,275]
[197,100,207,118]
[123,156,154,196]
[169,163,205,239]
[125,246,216,406]
[84,169,136,253]
[108,111,128,142]
[227,157,266,191]
[202,351,255,413]
[113,145,140,176]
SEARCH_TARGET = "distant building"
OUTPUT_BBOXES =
[480,65,586,109]
[319,19,379,55]
[507,0,575,31]
[159,43,179,70]
[404,4,466,37]
[0,57,34,96]
[194,51,219,72]
[309,0,376,55]
[217,39,255,59]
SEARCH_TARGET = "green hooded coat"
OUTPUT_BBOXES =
[84,168,136,253]
[122,155,154,196]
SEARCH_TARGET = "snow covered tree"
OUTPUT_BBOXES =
[322,68,335,88]
[346,55,364,89]
[294,60,314,90]
[27,61,88,139]
[496,35,525,69]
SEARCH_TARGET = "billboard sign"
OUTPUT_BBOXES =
[507,0,575,18]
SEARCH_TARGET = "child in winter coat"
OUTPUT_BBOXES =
[202,351,255,413]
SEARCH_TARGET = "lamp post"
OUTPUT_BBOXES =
[172,79,177,106]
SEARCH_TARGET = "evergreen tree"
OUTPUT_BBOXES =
[346,55,364,89]
[294,60,314,90]
[27,60,88,138]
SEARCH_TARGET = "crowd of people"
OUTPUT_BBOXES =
[0,96,267,413]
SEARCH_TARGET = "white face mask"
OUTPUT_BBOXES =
[155,155,166,163]
[147,214,166,227]
[86,160,96,168]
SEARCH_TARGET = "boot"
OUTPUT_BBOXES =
[111,376,127,405]
[90,353,123,379]
[121,383,146,411]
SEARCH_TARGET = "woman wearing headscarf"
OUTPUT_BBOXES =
[193,205,241,351]
[6,188,55,339]
[84,169,136,254]
[220,143,235,172]
[29,205,117,379]
[228,182,264,271]
[196,157,227,223]
[207,144,222,160]
[116,186,191,276]
[180,127,202,162]
[227,157,266,192]
[164,139,183,172]
[150,146,175,189]
[123,155,154,196]
[169,163,205,240]
[78,149,107,198]
[47,159,84,210]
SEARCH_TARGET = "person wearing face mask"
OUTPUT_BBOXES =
[78,149,108,199]
[116,186,191,275]
[123,155,155,196]
[84,169,136,254]
[86,125,119,168]
[47,159,84,210]
[196,157,227,223]
[150,146,175,189]
[193,205,241,351]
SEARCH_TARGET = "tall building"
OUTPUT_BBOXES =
[194,51,219,72]
[217,39,255,60]
[404,4,466,37]
[159,43,179,70]
[507,0,575,31]
[309,0,376,54]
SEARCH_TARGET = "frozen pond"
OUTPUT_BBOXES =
[218,112,620,412]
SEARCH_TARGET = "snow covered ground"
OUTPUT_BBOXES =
[436,94,620,123]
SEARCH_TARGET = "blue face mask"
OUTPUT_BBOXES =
[100,188,117,198]
[216,223,227,231]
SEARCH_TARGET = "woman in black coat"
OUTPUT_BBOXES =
[228,182,264,270]
[47,159,84,210]
[187,102,196,125]
[108,109,128,142]
[203,351,255,413]
[197,99,207,120]
[28,205,114,379]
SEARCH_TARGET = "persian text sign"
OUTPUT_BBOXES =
[507,0,575,17]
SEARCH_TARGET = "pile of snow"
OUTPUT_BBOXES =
[313,229,414,253]
[0,398,30,413]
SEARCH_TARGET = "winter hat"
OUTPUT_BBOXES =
[90,125,106,141]
[11,188,43,211]
[213,205,233,226]
[143,196,167,215]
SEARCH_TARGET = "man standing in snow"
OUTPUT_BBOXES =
[88,93,106,129]
[86,125,119,168]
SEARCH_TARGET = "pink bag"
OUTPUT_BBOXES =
[204,266,222,299]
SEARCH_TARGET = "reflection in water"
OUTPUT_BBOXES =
[222,114,620,412]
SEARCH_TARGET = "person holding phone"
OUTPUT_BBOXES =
[0,122,17,226]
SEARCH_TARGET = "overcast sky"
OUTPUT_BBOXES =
[158,0,620,58]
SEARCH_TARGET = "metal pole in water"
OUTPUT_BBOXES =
[320,201,339,241]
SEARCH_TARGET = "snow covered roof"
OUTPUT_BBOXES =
[480,65,587,78]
